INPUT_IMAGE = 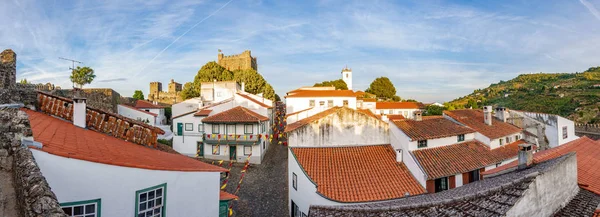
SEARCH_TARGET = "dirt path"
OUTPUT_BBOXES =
[0,169,20,217]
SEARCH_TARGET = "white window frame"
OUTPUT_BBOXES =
[457,134,465,142]
[198,123,204,133]
[135,183,166,217]
[61,199,101,217]
[244,146,252,156]
[212,124,220,134]
[212,145,220,155]
[327,100,333,108]
[184,123,193,131]
[292,172,298,190]
[418,140,427,148]
[244,124,253,134]
[562,126,568,139]
[309,100,315,107]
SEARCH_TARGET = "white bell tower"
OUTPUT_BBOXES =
[341,66,353,90]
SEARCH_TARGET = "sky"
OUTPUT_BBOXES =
[2,0,600,103]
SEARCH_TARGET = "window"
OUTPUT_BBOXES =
[319,101,325,106]
[217,92,222,97]
[135,183,166,217]
[515,135,520,141]
[212,145,220,155]
[418,140,427,148]
[227,124,236,135]
[61,199,101,217]
[506,137,511,144]
[212,124,220,134]
[343,100,348,106]
[496,163,501,167]
[457,134,465,142]
[244,124,253,134]
[244,146,252,155]
[184,123,193,131]
[404,111,408,117]
[388,110,393,114]
[292,202,300,217]
[499,138,504,146]
[469,170,480,182]
[562,126,568,139]
[198,123,204,132]
[434,177,448,192]
[309,100,315,107]
[328,100,333,108]
[292,172,298,190]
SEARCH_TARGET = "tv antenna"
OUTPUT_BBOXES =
[59,57,82,88]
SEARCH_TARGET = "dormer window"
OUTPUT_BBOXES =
[418,140,428,148]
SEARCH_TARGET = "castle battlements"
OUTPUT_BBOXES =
[217,50,258,71]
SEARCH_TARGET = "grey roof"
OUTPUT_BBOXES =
[553,188,600,217]
[309,153,574,217]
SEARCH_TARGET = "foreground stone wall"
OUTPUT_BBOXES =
[0,108,66,217]
[50,88,121,113]
[0,49,16,89]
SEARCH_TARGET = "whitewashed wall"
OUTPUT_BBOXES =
[287,109,389,147]
[375,108,420,119]
[172,113,204,156]
[404,133,476,151]
[556,115,578,147]
[117,105,156,126]
[172,98,202,118]
[32,150,221,217]
[285,97,356,114]
[488,132,522,149]
[390,125,426,187]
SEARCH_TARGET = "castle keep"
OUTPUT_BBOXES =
[148,79,183,105]
[217,50,257,71]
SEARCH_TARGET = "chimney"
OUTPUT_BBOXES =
[395,149,403,162]
[73,96,87,128]
[483,106,493,126]
[241,82,245,92]
[413,110,422,121]
[518,143,533,169]
[495,107,507,122]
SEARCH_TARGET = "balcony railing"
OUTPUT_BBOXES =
[203,134,261,144]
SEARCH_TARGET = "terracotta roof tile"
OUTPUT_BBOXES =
[386,114,405,121]
[119,104,158,117]
[23,109,227,172]
[220,191,238,201]
[135,100,165,109]
[202,106,268,123]
[285,90,356,98]
[444,109,522,139]
[376,102,420,109]
[392,118,475,141]
[291,145,425,202]
[412,140,526,179]
[484,136,600,195]
[236,93,273,108]
[194,109,212,116]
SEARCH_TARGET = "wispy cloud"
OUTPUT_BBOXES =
[579,0,600,22]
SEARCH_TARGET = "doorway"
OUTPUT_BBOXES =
[229,145,236,160]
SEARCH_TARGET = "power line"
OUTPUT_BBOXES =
[59,57,82,88]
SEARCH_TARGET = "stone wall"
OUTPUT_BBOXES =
[217,50,257,71]
[50,88,121,113]
[575,123,600,140]
[0,49,16,89]
[0,108,67,217]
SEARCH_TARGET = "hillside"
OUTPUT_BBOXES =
[447,67,600,123]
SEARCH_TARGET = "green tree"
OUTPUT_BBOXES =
[70,66,96,88]
[233,68,266,94]
[262,83,276,101]
[314,79,348,90]
[164,107,172,124]
[466,98,479,109]
[132,90,144,100]
[19,79,30,84]
[424,105,444,116]
[366,77,396,99]
[275,94,281,102]
[391,96,401,102]
[180,82,200,100]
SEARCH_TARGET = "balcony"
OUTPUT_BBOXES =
[203,134,262,145]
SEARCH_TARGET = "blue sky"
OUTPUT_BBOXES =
[3,0,600,102]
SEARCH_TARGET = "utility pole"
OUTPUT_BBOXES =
[59,57,82,88]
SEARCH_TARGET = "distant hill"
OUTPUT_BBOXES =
[447,67,600,124]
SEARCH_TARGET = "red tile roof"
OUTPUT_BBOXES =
[135,100,165,109]
[412,140,526,180]
[194,109,212,116]
[236,93,273,108]
[484,136,600,195]
[119,104,158,117]
[392,117,475,141]
[284,107,384,133]
[24,109,227,172]
[376,102,420,109]
[387,114,405,121]
[285,90,356,98]
[444,109,522,139]
[220,191,238,201]
[291,145,425,202]
[202,106,268,123]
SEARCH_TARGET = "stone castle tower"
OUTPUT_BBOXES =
[341,66,353,90]
[217,50,257,71]
[148,79,182,104]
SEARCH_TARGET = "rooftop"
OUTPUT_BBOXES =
[135,100,165,109]
[201,106,268,123]
[290,144,425,202]
[236,93,273,108]
[375,102,420,109]
[24,108,226,172]
[284,107,384,133]
[444,109,522,139]
[412,140,526,179]
[309,153,574,216]
[284,90,356,98]
[119,104,157,117]
[193,109,212,116]
[484,136,600,195]
[392,117,475,141]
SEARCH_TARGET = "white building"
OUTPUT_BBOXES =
[200,80,242,103]
[284,89,357,116]
[171,92,273,164]
[374,102,422,119]
[134,100,167,125]
[286,107,427,216]
[341,67,352,90]
[507,109,578,148]
[26,93,236,217]
[118,104,159,126]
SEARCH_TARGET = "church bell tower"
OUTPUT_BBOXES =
[341,66,353,90]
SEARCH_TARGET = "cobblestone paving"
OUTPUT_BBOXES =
[202,103,288,217]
